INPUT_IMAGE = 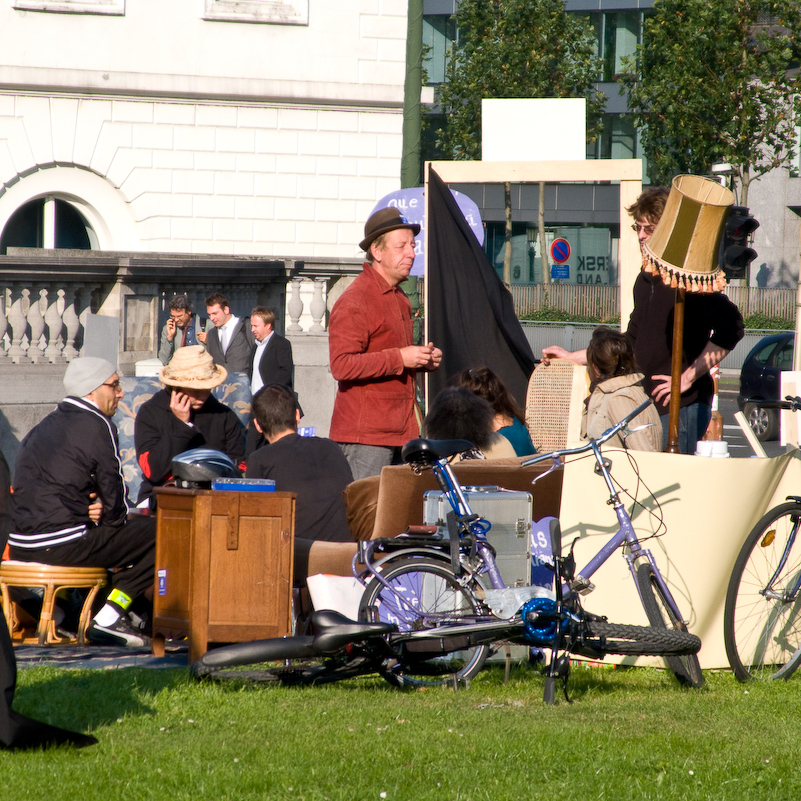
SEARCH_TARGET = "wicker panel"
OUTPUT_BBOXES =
[525,359,579,455]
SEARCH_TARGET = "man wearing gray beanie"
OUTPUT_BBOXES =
[8,357,156,647]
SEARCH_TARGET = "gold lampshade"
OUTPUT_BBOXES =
[643,174,734,293]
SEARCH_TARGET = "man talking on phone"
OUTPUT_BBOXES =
[134,346,244,505]
[158,294,203,365]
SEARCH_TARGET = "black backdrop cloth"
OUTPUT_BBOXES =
[0,452,96,750]
[426,167,536,406]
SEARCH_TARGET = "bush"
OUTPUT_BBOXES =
[520,308,789,331]
[741,312,793,331]
[520,307,620,325]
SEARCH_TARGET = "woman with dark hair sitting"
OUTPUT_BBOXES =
[583,326,662,452]
[424,387,515,460]
[454,367,536,456]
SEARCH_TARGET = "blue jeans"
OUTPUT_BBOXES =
[338,443,402,481]
[659,402,712,455]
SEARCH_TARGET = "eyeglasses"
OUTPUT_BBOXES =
[631,223,656,235]
[101,380,122,390]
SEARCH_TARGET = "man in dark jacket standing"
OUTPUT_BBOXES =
[9,357,155,647]
[197,291,253,375]
[135,345,244,504]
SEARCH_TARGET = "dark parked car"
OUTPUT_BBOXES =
[737,332,794,441]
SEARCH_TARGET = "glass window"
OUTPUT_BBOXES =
[602,11,640,81]
[775,341,794,371]
[0,198,95,255]
[423,15,457,85]
[483,223,613,285]
[753,340,780,366]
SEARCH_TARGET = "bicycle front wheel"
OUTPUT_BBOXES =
[583,620,701,657]
[724,501,801,681]
[636,563,705,687]
[359,557,489,688]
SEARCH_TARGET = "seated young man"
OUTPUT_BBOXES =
[135,345,245,505]
[246,384,353,581]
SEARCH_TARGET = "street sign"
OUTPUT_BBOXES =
[551,264,570,280]
[551,238,571,264]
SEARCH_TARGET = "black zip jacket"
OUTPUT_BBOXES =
[9,397,129,548]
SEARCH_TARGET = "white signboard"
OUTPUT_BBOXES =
[481,98,586,162]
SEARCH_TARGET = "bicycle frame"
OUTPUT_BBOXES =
[358,399,689,633]
[523,400,690,626]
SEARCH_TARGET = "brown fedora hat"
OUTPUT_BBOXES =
[359,207,421,252]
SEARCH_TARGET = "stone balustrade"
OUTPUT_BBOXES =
[0,249,365,465]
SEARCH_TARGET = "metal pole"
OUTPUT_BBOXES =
[401,0,423,190]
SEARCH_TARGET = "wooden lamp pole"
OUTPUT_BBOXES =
[665,287,685,454]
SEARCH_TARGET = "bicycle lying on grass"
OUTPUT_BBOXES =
[193,400,702,702]
[725,395,801,681]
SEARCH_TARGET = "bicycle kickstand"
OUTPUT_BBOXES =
[542,554,573,705]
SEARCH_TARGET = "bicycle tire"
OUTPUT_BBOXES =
[636,562,705,687]
[192,636,368,686]
[724,501,801,681]
[583,620,701,657]
[358,556,489,688]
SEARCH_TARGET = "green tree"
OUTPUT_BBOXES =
[435,0,604,284]
[621,0,801,205]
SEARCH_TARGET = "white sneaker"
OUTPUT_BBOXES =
[87,615,151,647]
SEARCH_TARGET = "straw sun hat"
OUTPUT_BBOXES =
[159,345,227,389]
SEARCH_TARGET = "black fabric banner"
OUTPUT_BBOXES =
[426,167,536,406]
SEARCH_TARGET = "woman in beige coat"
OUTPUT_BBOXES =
[581,327,662,452]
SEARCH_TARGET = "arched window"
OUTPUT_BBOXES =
[0,197,98,255]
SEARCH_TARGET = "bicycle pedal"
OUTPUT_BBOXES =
[569,575,595,595]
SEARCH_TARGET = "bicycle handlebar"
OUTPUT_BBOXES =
[745,395,801,413]
[521,397,653,467]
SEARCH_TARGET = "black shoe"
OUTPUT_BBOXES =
[87,615,151,647]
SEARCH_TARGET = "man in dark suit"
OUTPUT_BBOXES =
[250,306,293,393]
[196,291,253,375]
[246,306,294,455]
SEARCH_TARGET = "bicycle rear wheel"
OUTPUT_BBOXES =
[724,501,801,681]
[582,620,701,657]
[636,563,705,687]
[191,636,363,685]
[359,557,489,688]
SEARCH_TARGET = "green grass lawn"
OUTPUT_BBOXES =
[3,662,799,800]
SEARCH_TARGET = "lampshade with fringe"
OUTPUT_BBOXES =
[643,174,734,293]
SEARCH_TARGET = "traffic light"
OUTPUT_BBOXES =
[719,205,759,280]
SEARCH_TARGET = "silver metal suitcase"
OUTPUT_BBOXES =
[423,486,533,587]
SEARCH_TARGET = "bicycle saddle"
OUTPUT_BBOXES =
[402,438,475,464]
[311,609,396,654]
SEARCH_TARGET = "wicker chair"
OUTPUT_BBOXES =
[0,561,107,645]
[525,358,588,454]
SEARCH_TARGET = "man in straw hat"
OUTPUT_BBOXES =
[8,357,155,647]
[328,206,443,480]
[543,182,743,454]
[134,345,245,504]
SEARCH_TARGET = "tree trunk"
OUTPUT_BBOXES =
[503,182,512,285]
[539,181,550,285]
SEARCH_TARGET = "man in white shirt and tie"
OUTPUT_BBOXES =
[246,306,294,455]
[196,291,253,375]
